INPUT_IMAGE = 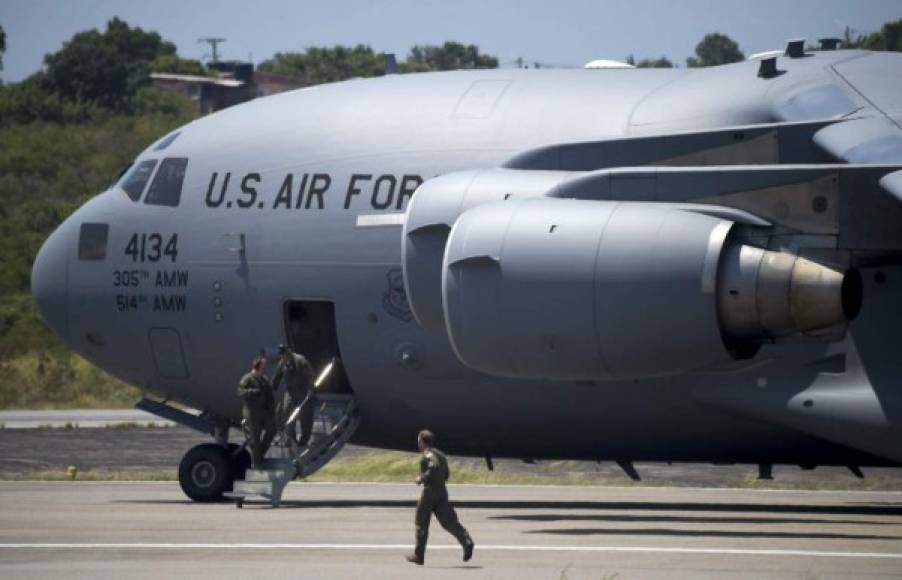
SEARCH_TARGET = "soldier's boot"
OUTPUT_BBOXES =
[404,553,424,565]
[408,527,427,565]
[463,538,474,562]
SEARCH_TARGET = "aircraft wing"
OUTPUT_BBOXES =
[773,51,902,200]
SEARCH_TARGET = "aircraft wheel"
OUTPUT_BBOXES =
[228,444,252,480]
[178,443,234,502]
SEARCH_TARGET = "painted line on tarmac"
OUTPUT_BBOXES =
[0,544,900,559]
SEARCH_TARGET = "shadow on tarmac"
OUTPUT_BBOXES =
[490,513,894,526]
[116,498,902,517]
[523,528,900,541]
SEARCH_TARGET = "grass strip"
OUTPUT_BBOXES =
[2,452,900,490]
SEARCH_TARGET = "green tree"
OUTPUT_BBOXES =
[863,18,902,51]
[0,19,196,409]
[636,56,674,68]
[258,45,384,85]
[831,20,902,51]
[686,33,744,67]
[401,41,498,72]
[151,54,207,76]
[0,74,99,125]
[42,17,176,110]
[257,42,499,84]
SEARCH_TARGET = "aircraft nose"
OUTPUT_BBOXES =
[31,225,70,343]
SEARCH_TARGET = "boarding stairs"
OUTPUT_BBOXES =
[227,393,359,507]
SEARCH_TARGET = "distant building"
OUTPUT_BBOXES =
[151,60,305,115]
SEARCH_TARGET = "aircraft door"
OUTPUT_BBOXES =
[283,300,351,393]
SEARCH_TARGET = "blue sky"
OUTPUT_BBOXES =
[1,0,900,81]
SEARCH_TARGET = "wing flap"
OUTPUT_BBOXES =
[813,117,902,164]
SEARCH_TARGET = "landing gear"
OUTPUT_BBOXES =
[178,443,234,502]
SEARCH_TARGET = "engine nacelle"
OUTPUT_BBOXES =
[442,197,859,381]
[403,168,573,333]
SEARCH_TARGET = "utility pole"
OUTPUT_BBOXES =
[198,37,226,64]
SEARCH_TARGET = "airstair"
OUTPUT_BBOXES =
[227,393,359,507]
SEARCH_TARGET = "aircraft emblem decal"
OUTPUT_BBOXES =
[382,268,413,322]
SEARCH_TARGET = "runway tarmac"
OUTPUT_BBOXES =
[1,481,901,579]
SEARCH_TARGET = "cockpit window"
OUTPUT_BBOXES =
[78,223,109,260]
[120,159,158,201]
[153,131,181,151]
[144,158,188,207]
[110,162,133,189]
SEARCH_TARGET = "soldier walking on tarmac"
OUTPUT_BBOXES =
[406,429,475,565]
[237,357,276,469]
[272,344,317,448]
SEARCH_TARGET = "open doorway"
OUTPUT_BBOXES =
[283,300,352,394]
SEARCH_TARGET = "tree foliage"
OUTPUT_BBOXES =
[0,74,100,125]
[0,24,6,72]
[42,17,176,111]
[151,54,207,76]
[401,41,498,72]
[0,19,197,408]
[258,45,384,84]
[636,56,674,68]
[686,33,744,67]
[873,19,902,51]
[843,19,902,51]
[0,107,194,403]
[257,41,499,85]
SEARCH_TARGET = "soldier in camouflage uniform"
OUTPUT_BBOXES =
[406,429,474,565]
[237,357,276,469]
[271,344,317,447]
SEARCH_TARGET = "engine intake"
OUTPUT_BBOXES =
[402,169,573,333]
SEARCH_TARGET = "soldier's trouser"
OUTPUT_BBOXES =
[414,489,472,559]
[282,394,316,447]
[244,411,276,468]
[297,395,315,446]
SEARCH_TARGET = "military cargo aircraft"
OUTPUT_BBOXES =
[31,40,902,501]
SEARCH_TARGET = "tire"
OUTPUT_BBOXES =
[178,443,234,502]
[228,444,252,480]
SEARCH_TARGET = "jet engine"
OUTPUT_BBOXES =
[412,196,861,381]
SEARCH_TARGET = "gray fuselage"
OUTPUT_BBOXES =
[32,50,902,466]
